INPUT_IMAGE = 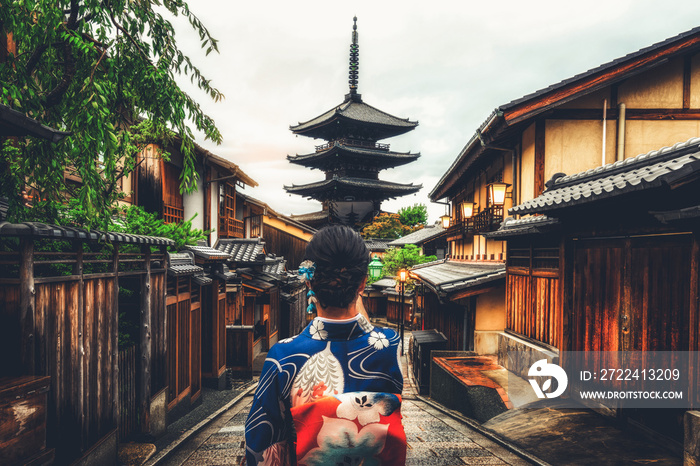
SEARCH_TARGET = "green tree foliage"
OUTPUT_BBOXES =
[0,1,222,229]
[381,244,436,277]
[360,213,421,239]
[113,204,207,251]
[378,244,436,290]
[398,203,428,227]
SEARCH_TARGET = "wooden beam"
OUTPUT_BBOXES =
[534,121,545,197]
[448,285,497,302]
[546,108,700,120]
[684,55,692,110]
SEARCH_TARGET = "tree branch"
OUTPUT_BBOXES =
[107,9,152,65]
[43,0,80,108]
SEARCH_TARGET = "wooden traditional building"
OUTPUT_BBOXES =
[489,137,700,446]
[422,24,700,357]
[185,244,237,390]
[130,139,258,245]
[285,18,421,227]
[215,238,305,377]
[237,193,315,269]
[364,238,394,259]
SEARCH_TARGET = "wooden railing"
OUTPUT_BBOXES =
[220,216,244,238]
[445,219,474,241]
[472,206,504,233]
[315,138,390,152]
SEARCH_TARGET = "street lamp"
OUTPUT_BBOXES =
[368,255,384,281]
[487,182,511,206]
[440,214,451,229]
[460,201,476,219]
[397,269,408,355]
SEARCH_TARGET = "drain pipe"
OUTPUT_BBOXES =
[602,99,607,166]
[616,103,626,162]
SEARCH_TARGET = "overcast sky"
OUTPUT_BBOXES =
[170,0,700,223]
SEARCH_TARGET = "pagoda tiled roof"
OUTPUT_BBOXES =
[288,143,420,170]
[284,176,421,202]
[290,96,418,140]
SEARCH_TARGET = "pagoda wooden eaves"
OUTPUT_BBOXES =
[284,176,422,202]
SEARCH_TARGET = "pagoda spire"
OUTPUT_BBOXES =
[348,17,360,98]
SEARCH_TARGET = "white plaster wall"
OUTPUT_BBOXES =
[210,178,220,245]
[183,167,205,231]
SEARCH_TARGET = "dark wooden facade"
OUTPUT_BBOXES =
[496,157,700,443]
[505,236,562,349]
[165,274,202,410]
[201,280,228,388]
[386,295,412,326]
[262,224,309,270]
[423,292,476,351]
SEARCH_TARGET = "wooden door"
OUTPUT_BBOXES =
[573,235,692,352]
[572,234,693,442]
[572,239,625,352]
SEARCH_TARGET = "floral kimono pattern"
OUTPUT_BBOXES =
[245,314,405,465]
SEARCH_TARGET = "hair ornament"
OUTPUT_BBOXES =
[298,260,316,281]
[306,290,317,314]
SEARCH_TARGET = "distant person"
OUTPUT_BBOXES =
[245,225,406,465]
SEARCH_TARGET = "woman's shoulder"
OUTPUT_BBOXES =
[367,324,399,339]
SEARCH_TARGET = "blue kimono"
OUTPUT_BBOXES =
[244,314,404,465]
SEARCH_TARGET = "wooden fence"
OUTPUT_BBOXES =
[118,345,138,440]
[0,224,171,464]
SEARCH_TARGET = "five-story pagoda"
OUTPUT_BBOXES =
[285,17,421,228]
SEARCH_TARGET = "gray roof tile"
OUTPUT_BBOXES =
[410,260,505,297]
[511,137,700,215]
[387,224,447,246]
[291,99,417,133]
[483,215,559,239]
[216,238,266,263]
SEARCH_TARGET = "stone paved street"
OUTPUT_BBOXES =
[161,334,533,466]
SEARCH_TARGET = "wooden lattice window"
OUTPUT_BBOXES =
[163,163,184,224]
[219,182,244,238]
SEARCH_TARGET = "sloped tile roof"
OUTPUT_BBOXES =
[263,257,286,277]
[370,278,397,289]
[186,245,231,261]
[483,215,560,239]
[500,26,700,112]
[431,26,700,201]
[411,260,505,297]
[285,176,421,199]
[288,144,419,170]
[167,252,203,276]
[291,98,417,133]
[216,238,265,263]
[388,224,447,246]
[0,221,174,245]
[510,138,700,215]
[365,238,394,251]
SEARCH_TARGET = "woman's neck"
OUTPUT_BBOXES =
[315,301,359,320]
